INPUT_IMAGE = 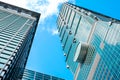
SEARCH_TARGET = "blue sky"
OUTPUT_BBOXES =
[1,0,120,80]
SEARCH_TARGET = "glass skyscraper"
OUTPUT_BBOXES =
[0,1,40,80]
[22,69,64,80]
[57,2,120,80]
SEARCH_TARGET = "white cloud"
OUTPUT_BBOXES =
[40,27,58,35]
[51,29,58,35]
[1,0,28,9]
[27,0,68,21]
[1,0,75,21]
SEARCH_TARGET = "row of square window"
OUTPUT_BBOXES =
[0,25,29,70]
[0,10,11,19]
[76,21,119,79]
[76,51,96,80]
[93,59,115,80]
[0,11,34,28]
[90,26,120,79]
[0,19,34,60]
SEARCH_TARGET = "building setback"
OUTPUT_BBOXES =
[22,69,64,80]
[57,3,120,80]
[0,1,40,80]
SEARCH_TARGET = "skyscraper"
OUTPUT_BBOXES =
[57,3,120,80]
[22,69,64,80]
[0,1,40,80]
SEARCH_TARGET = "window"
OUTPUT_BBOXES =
[71,13,81,35]
[75,17,92,42]
[68,11,75,29]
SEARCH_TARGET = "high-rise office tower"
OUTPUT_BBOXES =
[57,3,120,80]
[22,69,64,80]
[0,1,40,80]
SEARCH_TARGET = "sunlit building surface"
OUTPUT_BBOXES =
[0,1,40,80]
[22,69,64,80]
[57,3,120,80]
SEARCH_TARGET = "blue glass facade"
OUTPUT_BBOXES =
[57,3,120,80]
[0,2,40,80]
[22,69,64,80]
